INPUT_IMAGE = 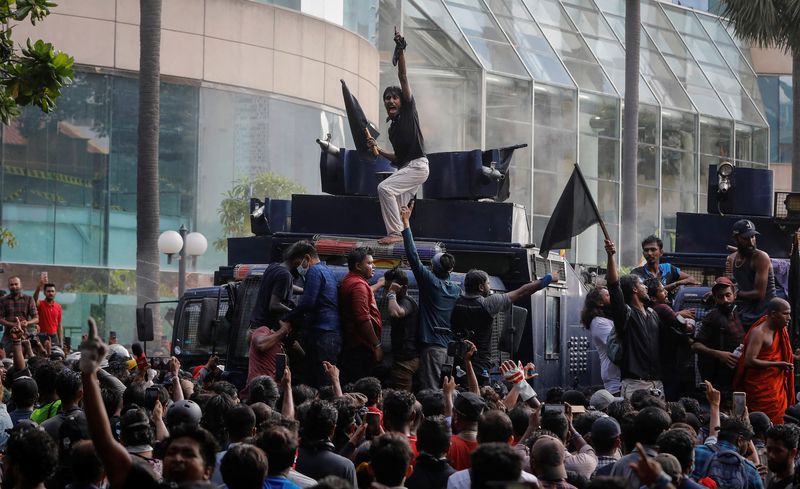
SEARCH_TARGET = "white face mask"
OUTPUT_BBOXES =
[297,259,309,277]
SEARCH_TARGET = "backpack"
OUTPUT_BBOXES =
[700,444,749,489]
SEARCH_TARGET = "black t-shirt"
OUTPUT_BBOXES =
[390,296,419,361]
[695,307,745,391]
[388,95,425,167]
[248,263,294,329]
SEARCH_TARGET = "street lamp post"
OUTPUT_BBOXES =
[158,225,207,297]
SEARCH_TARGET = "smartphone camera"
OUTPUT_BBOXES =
[144,386,160,411]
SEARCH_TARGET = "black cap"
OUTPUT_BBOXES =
[732,219,759,238]
[453,392,486,421]
[591,416,621,440]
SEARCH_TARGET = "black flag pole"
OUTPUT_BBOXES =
[538,163,609,257]
[572,163,610,242]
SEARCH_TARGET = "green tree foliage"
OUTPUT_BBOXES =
[0,227,16,249]
[0,0,74,123]
[215,172,306,251]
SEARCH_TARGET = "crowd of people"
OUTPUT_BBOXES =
[1,204,799,489]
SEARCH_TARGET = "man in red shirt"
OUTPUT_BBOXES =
[339,247,383,384]
[447,391,486,470]
[34,275,63,346]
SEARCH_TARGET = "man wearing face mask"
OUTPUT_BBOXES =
[451,269,556,386]
[281,241,341,388]
[726,219,776,330]
[692,277,745,400]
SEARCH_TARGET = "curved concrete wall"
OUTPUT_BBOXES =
[13,0,380,121]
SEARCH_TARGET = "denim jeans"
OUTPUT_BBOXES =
[307,330,342,388]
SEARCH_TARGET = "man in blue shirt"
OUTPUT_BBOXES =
[400,203,461,390]
[281,241,341,388]
[631,235,696,297]
[691,417,764,489]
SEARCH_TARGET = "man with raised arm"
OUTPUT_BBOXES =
[367,28,429,245]
[604,239,664,399]
[80,318,219,488]
[400,203,461,390]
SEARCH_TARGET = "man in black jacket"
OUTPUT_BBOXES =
[604,239,664,400]
[406,415,454,489]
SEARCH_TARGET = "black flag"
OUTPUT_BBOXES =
[539,164,604,257]
[341,79,380,160]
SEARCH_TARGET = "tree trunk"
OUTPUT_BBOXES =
[622,0,641,266]
[793,49,800,191]
[136,0,162,340]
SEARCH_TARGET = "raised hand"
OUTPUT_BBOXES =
[400,204,413,225]
[322,361,340,383]
[463,340,477,363]
[79,317,108,374]
[604,239,616,256]
[629,443,663,486]
[704,380,720,408]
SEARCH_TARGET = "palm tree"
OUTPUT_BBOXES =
[721,1,800,190]
[136,0,162,339]
[622,0,641,265]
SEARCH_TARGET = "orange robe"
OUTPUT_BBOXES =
[733,316,795,424]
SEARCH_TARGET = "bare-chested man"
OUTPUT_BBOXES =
[734,298,799,424]
[726,219,775,330]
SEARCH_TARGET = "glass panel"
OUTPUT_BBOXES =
[404,0,481,68]
[486,75,533,215]
[523,0,618,95]
[699,116,732,160]
[638,103,660,145]
[410,0,479,63]
[638,144,659,186]
[388,0,482,153]
[579,93,620,180]
[3,72,111,266]
[734,124,753,162]
[663,4,765,125]
[637,185,660,240]
[596,7,695,111]
[697,15,765,113]
[639,1,731,119]
[563,1,657,103]
[545,294,561,358]
[757,75,790,163]
[489,0,574,86]
[662,149,697,192]
[753,126,768,163]
[662,109,697,151]
[533,84,577,174]
[444,0,529,76]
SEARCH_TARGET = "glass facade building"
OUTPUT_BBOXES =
[0,0,770,341]
[378,0,767,263]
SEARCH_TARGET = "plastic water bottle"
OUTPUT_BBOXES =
[732,344,744,359]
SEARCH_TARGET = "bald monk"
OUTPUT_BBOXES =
[733,298,799,424]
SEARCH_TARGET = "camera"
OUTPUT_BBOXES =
[447,340,469,359]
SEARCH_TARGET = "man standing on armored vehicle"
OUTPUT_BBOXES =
[726,219,775,330]
[367,28,429,245]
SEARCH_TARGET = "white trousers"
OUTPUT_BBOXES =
[377,157,429,235]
